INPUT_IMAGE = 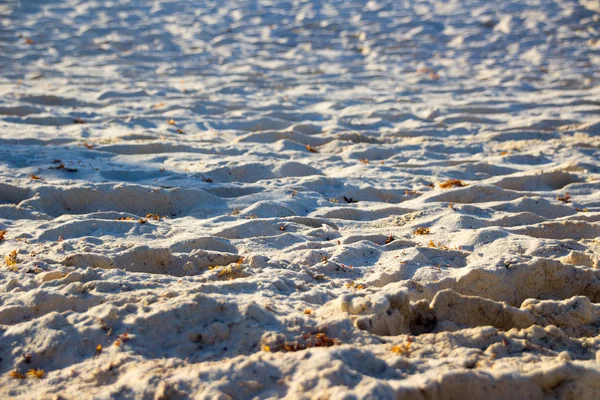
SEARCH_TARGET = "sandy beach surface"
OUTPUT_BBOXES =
[1,0,600,398]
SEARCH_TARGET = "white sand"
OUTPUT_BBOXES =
[1,0,600,398]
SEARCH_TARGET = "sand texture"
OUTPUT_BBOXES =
[1,0,600,398]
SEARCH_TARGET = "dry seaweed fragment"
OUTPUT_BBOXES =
[97,318,113,335]
[95,344,103,356]
[114,333,130,347]
[303,332,339,348]
[0,230,6,241]
[556,193,571,203]
[116,215,161,224]
[5,250,18,268]
[332,262,350,272]
[439,179,466,189]
[9,370,26,379]
[83,142,94,149]
[30,174,42,180]
[413,227,430,235]
[216,265,241,279]
[343,196,357,203]
[213,258,246,280]
[385,234,395,244]
[359,158,369,164]
[391,338,413,356]
[26,369,45,379]
[73,118,85,124]
[277,332,340,353]
[428,240,449,250]
[305,144,318,153]
[346,281,365,290]
[49,163,78,172]
[404,189,421,196]
[283,342,304,352]
[416,67,440,80]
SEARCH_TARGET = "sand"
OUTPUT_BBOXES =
[1,0,600,398]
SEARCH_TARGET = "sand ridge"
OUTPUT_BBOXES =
[1,0,600,398]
